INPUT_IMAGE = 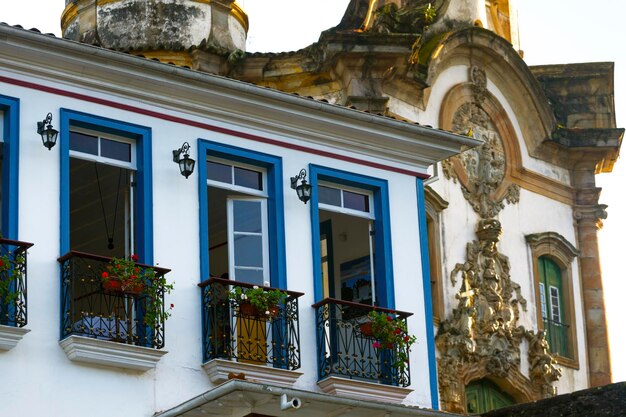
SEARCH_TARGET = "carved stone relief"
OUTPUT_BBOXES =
[436,220,562,412]
[442,67,520,219]
[437,66,561,412]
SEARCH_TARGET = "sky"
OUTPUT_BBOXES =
[1,0,624,382]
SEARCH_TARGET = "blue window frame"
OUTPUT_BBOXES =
[59,109,153,263]
[417,178,439,409]
[197,140,286,288]
[0,95,20,239]
[309,165,395,309]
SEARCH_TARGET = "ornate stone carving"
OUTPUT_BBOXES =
[442,67,520,219]
[436,220,561,412]
[370,0,443,34]
[527,329,562,397]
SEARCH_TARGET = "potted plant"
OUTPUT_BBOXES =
[100,254,174,330]
[362,310,416,374]
[229,285,288,319]
[0,252,25,305]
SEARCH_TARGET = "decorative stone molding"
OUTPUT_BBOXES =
[442,67,520,219]
[203,359,303,387]
[436,220,561,413]
[59,335,167,371]
[0,325,30,351]
[317,376,413,404]
[526,232,579,263]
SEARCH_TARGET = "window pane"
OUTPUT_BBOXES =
[319,186,341,206]
[233,234,263,267]
[234,268,264,286]
[233,200,262,233]
[539,283,547,319]
[70,131,98,155]
[234,166,262,190]
[343,190,369,212]
[101,138,131,162]
[207,161,232,184]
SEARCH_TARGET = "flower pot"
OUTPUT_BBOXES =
[102,279,143,295]
[239,302,280,319]
[360,322,374,337]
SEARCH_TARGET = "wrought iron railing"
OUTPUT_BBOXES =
[313,298,413,387]
[58,251,171,349]
[200,277,302,370]
[0,238,34,327]
[543,317,570,357]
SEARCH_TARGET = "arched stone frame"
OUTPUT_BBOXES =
[439,81,522,203]
[526,232,580,369]
[462,358,537,408]
[423,27,575,205]
[424,185,448,323]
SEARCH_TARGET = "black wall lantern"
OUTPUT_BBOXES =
[290,168,312,204]
[172,141,195,179]
[37,113,58,150]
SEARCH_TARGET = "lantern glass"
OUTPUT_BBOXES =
[42,126,59,150]
[179,155,196,179]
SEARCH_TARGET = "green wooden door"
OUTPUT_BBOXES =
[538,256,569,357]
[466,379,515,414]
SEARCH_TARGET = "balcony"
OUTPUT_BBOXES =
[0,238,34,350]
[313,299,414,402]
[200,277,303,386]
[58,251,171,371]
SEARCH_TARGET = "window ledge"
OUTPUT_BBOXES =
[59,335,167,371]
[203,358,302,387]
[0,325,30,351]
[317,376,413,404]
[555,354,579,370]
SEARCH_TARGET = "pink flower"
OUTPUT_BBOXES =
[101,271,109,279]
[372,341,381,349]
[131,254,139,262]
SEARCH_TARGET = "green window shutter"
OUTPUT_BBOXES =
[538,256,569,357]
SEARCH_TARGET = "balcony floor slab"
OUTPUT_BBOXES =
[59,335,167,371]
[318,376,413,404]
[203,358,303,387]
[0,324,30,351]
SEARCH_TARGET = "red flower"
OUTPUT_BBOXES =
[404,336,410,342]
[116,264,121,269]
[387,342,393,348]
[101,271,109,278]
[170,303,174,309]
[372,341,381,349]
[395,328,402,334]
[386,315,393,322]
[131,254,139,262]
[0,260,4,267]
[130,274,137,280]
[134,267,140,273]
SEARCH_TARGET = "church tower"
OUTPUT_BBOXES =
[60,0,248,68]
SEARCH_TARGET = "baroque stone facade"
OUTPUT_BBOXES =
[436,66,561,412]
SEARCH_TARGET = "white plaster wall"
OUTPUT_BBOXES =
[0,67,433,415]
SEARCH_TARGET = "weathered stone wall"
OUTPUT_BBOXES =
[482,382,626,417]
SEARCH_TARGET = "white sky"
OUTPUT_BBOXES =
[1,0,624,382]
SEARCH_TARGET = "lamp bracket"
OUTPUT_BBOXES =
[290,168,307,189]
[173,141,191,163]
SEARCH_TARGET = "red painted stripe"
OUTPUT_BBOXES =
[0,74,429,179]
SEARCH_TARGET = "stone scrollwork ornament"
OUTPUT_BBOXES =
[442,66,520,219]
